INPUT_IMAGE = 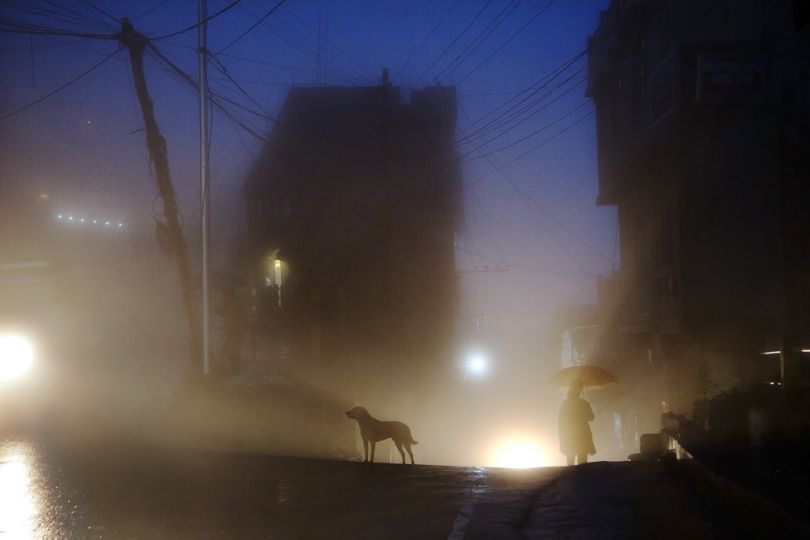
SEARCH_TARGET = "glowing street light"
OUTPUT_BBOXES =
[0,333,34,382]
[464,352,489,379]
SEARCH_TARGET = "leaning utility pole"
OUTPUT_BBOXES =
[117,18,203,373]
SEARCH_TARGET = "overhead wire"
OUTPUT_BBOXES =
[80,0,119,28]
[0,1,111,32]
[133,0,174,22]
[456,69,586,154]
[458,0,726,175]
[433,0,522,83]
[0,45,122,121]
[460,97,590,163]
[234,4,368,86]
[151,0,242,40]
[393,0,460,80]
[217,0,286,54]
[277,4,377,83]
[457,0,557,85]
[464,108,595,188]
[456,103,604,276]
[413,0,494,86]
[0,15,114,39]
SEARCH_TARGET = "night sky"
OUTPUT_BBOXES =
[0,0,614,359]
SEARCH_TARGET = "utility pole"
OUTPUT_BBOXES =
[117,18,203,373]
[198,0,211,375]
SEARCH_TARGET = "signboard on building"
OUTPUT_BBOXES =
[696,54,765,105]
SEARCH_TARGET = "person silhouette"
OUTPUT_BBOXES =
[558,381,596,465]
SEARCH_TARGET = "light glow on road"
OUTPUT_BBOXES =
[490,437,551,469]
[0,333,34,382]
[0,443,41,539]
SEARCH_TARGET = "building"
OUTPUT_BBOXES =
[242,72,461,401]
[587,0,810,417]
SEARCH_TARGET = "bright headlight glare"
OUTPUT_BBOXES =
[490,437,551,469]
[0,333,35,382]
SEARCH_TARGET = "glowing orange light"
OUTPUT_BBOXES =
[490,436,551,469]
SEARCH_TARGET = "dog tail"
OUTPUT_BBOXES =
[411,439,418,445]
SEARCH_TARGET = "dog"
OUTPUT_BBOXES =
[345,406,417,464]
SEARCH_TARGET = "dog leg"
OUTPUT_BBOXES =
[362,438,369,463]
[369,441,376,463]
[404,441,415,465]
[394,440,406,464]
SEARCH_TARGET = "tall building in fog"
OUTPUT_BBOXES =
[587,0,810,416]
[243,73,461,398]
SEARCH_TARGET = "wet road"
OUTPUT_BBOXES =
[0,437,557,539]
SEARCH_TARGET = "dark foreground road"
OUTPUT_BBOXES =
[1,436,803,539]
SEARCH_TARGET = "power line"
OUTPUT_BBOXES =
[457,71,585,155]
[209,52,274,117]
[457,102,602,276]
[217,0,286,54]
[460,98,590,163]
[233,5,368,86]
[434,0,522,83]
[464,108,595,187]
[456,51,585,146]
[80,0,118,28]
[457,0,557,85]
[0,15,114,39]
[152,0,242,40]
[277,4,376,83]
[0,45,121,121]
[133,0,174,21]
[162,40,319,74]
[393,0,460,80]
[0,1,111,32]
[414,0,493,86]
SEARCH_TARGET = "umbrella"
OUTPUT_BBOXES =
[548,365,617,390]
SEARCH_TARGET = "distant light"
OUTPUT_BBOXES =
[0,333,34,382]
[93,220,98,224]
[491,438,550,469]
[79,218,85,222]
[117,222,123,227]
[762,351,781,356]
[105,221,110,225]
[39,193,48,200]
[68,216,74,221]
[802,349,810,354]
[57,215,63,219]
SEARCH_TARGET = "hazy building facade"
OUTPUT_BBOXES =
[243,75,461,398]
[587,0,810,415]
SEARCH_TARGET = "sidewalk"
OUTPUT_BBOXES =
[464,461,809,539]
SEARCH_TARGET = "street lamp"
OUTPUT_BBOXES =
[0,333,34,382]
[464,352,489,379]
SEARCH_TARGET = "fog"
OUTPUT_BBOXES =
[0,0,622,468]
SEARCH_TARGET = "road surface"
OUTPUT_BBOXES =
[0,435,749,539]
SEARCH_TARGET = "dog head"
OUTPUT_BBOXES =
[345,406,370,420]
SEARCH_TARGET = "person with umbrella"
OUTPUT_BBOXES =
[558,380,596,466]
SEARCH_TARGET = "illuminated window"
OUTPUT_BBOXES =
[264,255,285,307]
